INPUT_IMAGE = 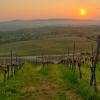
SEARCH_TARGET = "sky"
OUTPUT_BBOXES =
[0,0,100,20]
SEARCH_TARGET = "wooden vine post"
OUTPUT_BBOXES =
[78,52,82,80]
[90,35,100,91]
[4,68,7,83]
[15,53,18,65]
[91,44,94,65]
[62,51,66,64]
[36,56,38,65]
[41,53,45,67]
[67,48,70,68]
[72,41,75,71]
[7,65,10,79]
[10,50,13,76]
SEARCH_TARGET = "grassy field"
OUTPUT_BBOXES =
[0,62,99,100]
[0,26,99,56]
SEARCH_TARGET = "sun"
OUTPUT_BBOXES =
[80,9,86,16]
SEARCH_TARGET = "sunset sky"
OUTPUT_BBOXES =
[0,0,100,20]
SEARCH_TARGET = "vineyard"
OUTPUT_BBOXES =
[0,35,100,100]
[0,24,100,100]
[0,0,100,99]
[0,62,100,100]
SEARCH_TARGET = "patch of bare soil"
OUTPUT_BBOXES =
[20,81,59,100]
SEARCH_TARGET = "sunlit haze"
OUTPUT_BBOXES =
[0,0,100,20]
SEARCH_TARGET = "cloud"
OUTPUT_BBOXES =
[96,8,100,10]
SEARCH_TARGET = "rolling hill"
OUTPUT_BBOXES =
[0,19,100,55]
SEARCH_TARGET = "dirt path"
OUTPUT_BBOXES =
[19,63,83,100]
[48,64,83,100]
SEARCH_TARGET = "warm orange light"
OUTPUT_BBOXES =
[80,8,86,16]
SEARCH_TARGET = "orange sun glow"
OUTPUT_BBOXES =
[80,8,86,16]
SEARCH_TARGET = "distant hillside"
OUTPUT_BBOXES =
[0,25,99,44]
[0,20,100,54]
[0,25,99,53]
[0,19,100,31]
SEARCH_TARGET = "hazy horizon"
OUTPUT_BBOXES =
[0,18,100,22]
[0,0,100,21]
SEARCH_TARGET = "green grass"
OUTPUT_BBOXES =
[61,65,97,100]
[0,37,96,56]
[0,63,99,100]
